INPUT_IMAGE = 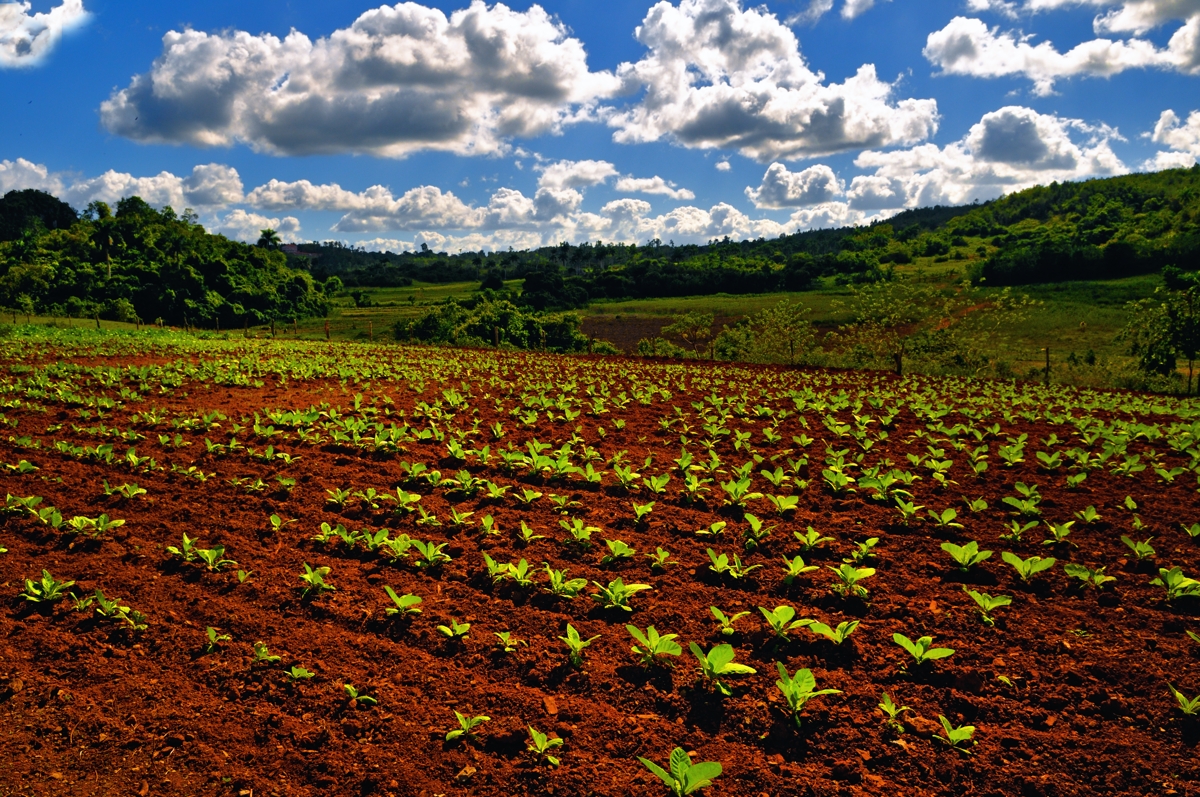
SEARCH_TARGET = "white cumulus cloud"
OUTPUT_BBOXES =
[0,159,244,211]
[848,105,1127,210]
[925,11,1200,95]
[0,0,88,68]
[211,210,301,243]
[607,0,939,162]
[744,163,843,208]
[1022,0,1199,35]
[0,157,63,195]
[1143,107,1200,167]
[59,163,245,210]
[100,1,621,159]
[614,175,695,200]
[535,159,619,190]
[787,0,890,24]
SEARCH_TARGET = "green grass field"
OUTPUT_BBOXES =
[5,269,1161,376]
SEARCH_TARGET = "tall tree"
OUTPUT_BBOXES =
[257,228,281,249]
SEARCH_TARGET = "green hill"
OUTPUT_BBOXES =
[0,192,330,326]
[2,166,1198,326]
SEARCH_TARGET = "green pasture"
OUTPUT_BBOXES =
[4,271,1165,374]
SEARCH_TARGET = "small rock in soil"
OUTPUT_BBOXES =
[905,716,942,738]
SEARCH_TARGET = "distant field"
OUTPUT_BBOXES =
[4,270,1162,374]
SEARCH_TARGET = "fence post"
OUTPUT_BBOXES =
[324,319,330,341]
[293,319,298,336]
[270,319,276,337]
[894,351,902,376]
[369,320,374,342]
[1044,347,1051,385]
[494,326,500,347]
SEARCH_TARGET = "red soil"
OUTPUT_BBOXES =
[0,341,1199,797]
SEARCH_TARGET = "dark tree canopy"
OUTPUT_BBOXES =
[0,193,330,326]
[0,189,79,242]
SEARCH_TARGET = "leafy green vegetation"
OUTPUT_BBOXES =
[0,192,330,325]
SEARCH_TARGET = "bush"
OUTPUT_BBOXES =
[714,301,817,366]
[394,299,591,353]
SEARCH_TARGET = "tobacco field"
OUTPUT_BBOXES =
[1,327,1200,797]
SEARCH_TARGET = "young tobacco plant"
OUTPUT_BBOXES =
[742,513,775,550]
[1000,520,1038,543]
[893,633,955,668]
[299,563,335,597]
[592,578,652,611]
[878,692,911,734]
[627,625,683,667]
[707,549,761,579]
[166,533,199,562]
[710,606,749,637]
[195,544,238,573]
[252,641,281,665]
[1042,520,1076,547]
[934,715,976,754]
[758,605,814,642]
[844,537,883,564]
[794,526,834,552]
[774,664,841,727]
[962,587,1011,626]
[437,618,471,641]
[493,631,526,653]
[526,726,563,767]
[638,747,722,797]
[1151,567,1200,601]
[445,710,490,742]
[601,539,637,565]
[542,564,587,598]
[343,683,378,707]
[383,586,423,616]
[646,547,677,570]
[286,666,315,682]
[807,619,860,645]
[515,520,542,544]
[828,563,874,599]
[559,623,601,668]
[559,518,598,548]
[941,541,992,571]
[202,626,231,654]
[928,508,964,530]
[1063,563,1117,590]
[411,539,452,569]
[695,521,727,537]
[781,554,818,584]
[689,642,756,696]
[19,570,74,604]
[1002,552,1057,583]
[1120,535,1156,561]
[1168,684,1200,716]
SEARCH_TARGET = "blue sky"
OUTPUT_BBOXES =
[1,0,1198,250]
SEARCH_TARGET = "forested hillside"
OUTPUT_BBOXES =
[305,166,1200,308]
[2,165,1198,324]
[0,190,330,326]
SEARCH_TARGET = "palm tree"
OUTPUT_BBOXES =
[256,228,281,249]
